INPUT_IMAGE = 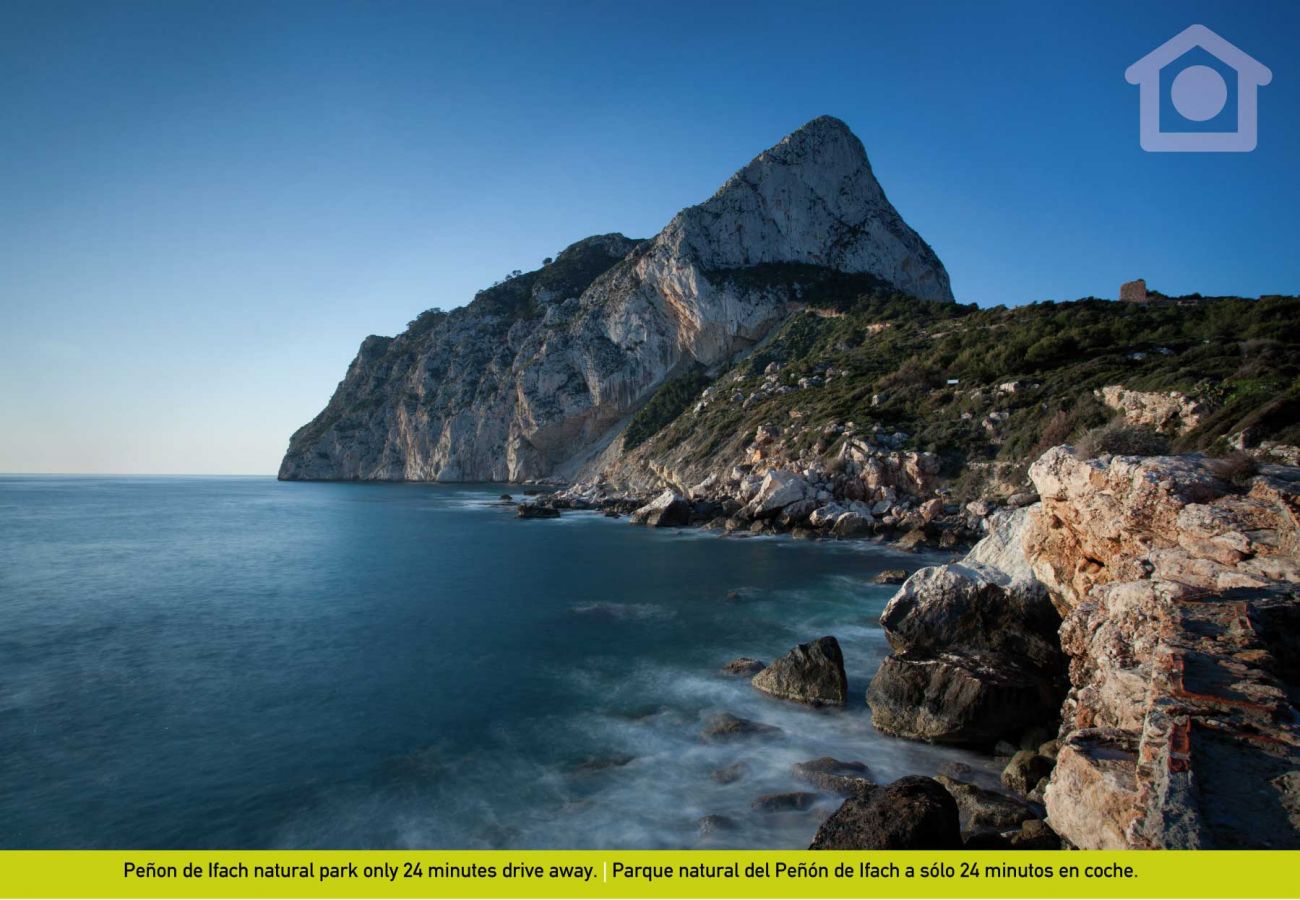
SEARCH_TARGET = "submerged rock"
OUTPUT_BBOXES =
[701,712,782,741]
[710,762,748,784]
[809,776,962,850]
[793,757,875,797]
[752,792,819,813]
[698,814,738,835]
[751,636,848,705]
[516,503,560,519]
[721,657,766,677]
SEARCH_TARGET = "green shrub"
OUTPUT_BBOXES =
[624,369,712,450]
[1076,421,1170,458]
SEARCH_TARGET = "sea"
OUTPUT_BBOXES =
[0,476,997,849]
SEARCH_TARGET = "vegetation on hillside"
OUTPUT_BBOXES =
[635,285,1300,480]
[407,234,642,332]
[624,369,712,451]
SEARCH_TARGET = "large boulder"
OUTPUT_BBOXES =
[934,775,1038,832]
[867,653,1060,746]
[629,490,692,527]
[742,469,813,519]
[867,507,1067,746]
[809,776,962,849]
[793,758,875,797]
[751,636,848,705]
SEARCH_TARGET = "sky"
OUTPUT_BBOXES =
[2,0,1298,474]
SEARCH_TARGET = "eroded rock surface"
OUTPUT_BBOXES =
[866,507,1066,745]
[809,776,962,850]
[1098,385,1206,435]
[751,636,848,705]
[1026,447,1300,849]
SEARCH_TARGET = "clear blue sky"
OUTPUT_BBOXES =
[2,0,1297,474]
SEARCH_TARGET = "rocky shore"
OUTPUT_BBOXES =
[515,419,1013,555]
[520,444,1300,850]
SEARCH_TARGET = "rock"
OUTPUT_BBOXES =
[701,712,782,741]
[710,763,747,784]
[1026,448,1300,849]
[963,831,1012,849]
[743,469,813,519]
[1018,725,1055,752]
[751,636,848,705]
[691,499,724,522]
[867,508,1066,746]
[720,657,766,677]
[1001,751,1055,796]
[1010,818,1061,850]
[1097,385,1207,435]
[965,499,993,518]
[792,758,875,797]
[809,776,962,850]
[934,775,1038,832]
[516,503,560,519]
[688,474,719,499]
[1027,777,1049,804]
[630,490,691,527]
[752,792,819,813]
[570,754,635,774]
[698,814,738,835]
[1043,729,1142,850]
[1006,491,1038,508]
[830,511,870,537]
[868,654,1062,747]
[808,503,846,528]
[919,498,944,523]
[894,528,929,551]
[499,493,513,501]
[872,568,909,585]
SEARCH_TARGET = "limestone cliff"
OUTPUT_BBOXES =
[1025,448,1300,849]
[279,116,952,481]
[861,447,1300,849]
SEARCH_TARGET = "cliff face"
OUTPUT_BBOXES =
[279,116,952,482]
[1025,448,1300,849]
[865,447,1300,849]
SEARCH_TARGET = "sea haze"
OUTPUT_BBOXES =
[0,476,994,848]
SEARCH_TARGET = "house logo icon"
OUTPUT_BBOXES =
[1125,24,1271,152]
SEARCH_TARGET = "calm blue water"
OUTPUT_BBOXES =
[0,477,993,849]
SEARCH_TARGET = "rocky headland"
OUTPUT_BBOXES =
[281,115,1300,849]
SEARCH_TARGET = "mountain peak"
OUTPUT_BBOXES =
[664,116,953,302]
[774,113,857,146]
